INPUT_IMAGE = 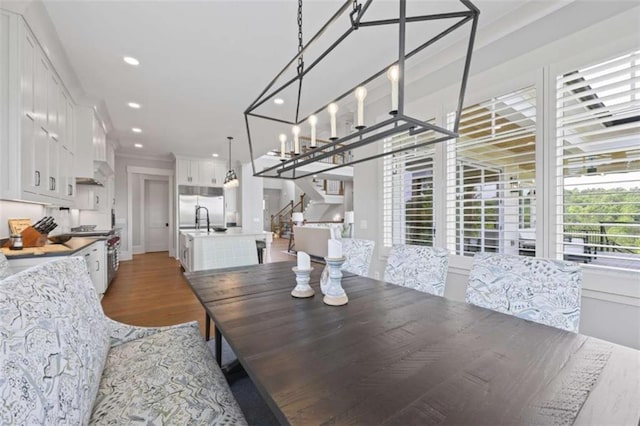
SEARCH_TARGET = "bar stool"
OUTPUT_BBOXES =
[256,240,266,264]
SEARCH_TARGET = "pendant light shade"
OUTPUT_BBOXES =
[223,136,239,188]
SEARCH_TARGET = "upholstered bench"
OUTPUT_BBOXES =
[0,257,246,425]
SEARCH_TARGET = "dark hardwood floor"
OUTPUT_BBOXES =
[101,237,293,336]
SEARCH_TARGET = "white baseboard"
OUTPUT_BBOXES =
[132,245,144,255]
[120,251,133,261]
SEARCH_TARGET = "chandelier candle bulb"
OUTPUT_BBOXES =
[292,125,301,154]
[354,86,367,129]
[308,115,318,147]
[328,239,342,259]
[279,133,287,160]
[387,65,400,115]
[328,103,339,140]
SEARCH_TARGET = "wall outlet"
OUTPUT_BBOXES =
[373,271,380,280]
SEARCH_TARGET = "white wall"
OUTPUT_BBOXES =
[0,200,44,239]
[353,6,640,349]
[241,162,264,232]
[114,153,174,259]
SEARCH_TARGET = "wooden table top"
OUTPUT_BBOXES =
[186,261,640,426]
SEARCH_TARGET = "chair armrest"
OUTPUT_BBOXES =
[107,318,199,348]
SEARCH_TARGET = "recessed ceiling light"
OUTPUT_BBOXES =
[132,127,142,133]
[274,98,284,105]
[134,143,143,148]
[128,102,141,109]
[212,153,219,157]
[123,56,140,66]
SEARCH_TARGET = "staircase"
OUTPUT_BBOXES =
[270,194,305,238]
[295,178,345,221]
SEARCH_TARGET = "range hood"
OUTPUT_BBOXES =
[76,162,113,186]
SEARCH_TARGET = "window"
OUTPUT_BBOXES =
[446,86,537,257]
[383,129,436,247]
[556,50,640,271]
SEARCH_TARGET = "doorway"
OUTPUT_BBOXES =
[143,179,170,253]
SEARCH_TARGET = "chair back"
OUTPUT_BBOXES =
[341,238,375,276]
[466,252,582,332]
[0,252,11,279]
[0,257,110,424]
[384,245,448,296]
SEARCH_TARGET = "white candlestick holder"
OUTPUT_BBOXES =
[322,257,348,306]
[291,267,315,298]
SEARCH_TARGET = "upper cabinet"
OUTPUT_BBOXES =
[0,11,76,206]
[176,157,226,187]
[74,105,113,186]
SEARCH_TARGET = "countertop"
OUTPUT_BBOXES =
[1,237,104,260]
[181,228,271,239]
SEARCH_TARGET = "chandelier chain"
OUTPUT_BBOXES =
[297,0,304,76]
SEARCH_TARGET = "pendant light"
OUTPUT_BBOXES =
[223,136,239,188]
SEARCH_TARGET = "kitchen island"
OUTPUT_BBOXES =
[179,228,273,272]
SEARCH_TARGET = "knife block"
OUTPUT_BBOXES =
[1,226,47,248]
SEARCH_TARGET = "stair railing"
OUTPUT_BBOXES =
[270,193,306,237]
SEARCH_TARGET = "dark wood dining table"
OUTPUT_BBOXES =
[185,261,640,425]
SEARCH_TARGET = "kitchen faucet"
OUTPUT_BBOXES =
[195,205,210,233]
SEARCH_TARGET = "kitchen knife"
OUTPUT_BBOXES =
[37,217,53,233]
[42,222,58,234]
[38,218,54,234]
[46,224,58,234]
[32,217,46,230]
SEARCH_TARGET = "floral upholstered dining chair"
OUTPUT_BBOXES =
[466,252,582,333]
[341,238,375,277]
[384,245,449,296]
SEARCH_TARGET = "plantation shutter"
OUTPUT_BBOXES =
[383,128,436,248]
[556,50,640,271]
[446,86,537,257]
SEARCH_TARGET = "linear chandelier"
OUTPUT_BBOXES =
[245,0,479,180]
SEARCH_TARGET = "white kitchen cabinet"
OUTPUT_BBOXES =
[75,184,106,211]
[178,232,192,272]
[60,146,75,199]
[198,160,226,187]
[0,12,75,206]
[176,157,226,187]
[177,158,199,185]
[75,105,113,186]
[7,240,107,296]
[80,241,107,295]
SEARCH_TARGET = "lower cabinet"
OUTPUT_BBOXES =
[77,241,107,295]
[178,232,193,272]
[7,240,107,296]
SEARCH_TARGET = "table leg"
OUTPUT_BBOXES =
[215,326,222,367]
[205,312,211,341]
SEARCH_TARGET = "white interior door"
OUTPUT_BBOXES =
[145,180,169,252]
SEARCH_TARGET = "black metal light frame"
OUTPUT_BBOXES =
[245,0,479,180]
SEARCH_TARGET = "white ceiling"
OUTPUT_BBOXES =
[41,0,585,162]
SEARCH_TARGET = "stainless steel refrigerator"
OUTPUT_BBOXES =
[178,186,224,229]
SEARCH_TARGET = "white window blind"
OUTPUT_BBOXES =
[556,50,640,271]
[383,128,436,248]
[446,86,537,257]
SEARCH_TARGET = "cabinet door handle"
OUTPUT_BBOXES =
[49,177,54,190]
[35,171,40,186]
[68,184,73,196]
[52,177,56,190]
[96,195,99,204]
[96,260,100,271]
[25,112,34,121]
